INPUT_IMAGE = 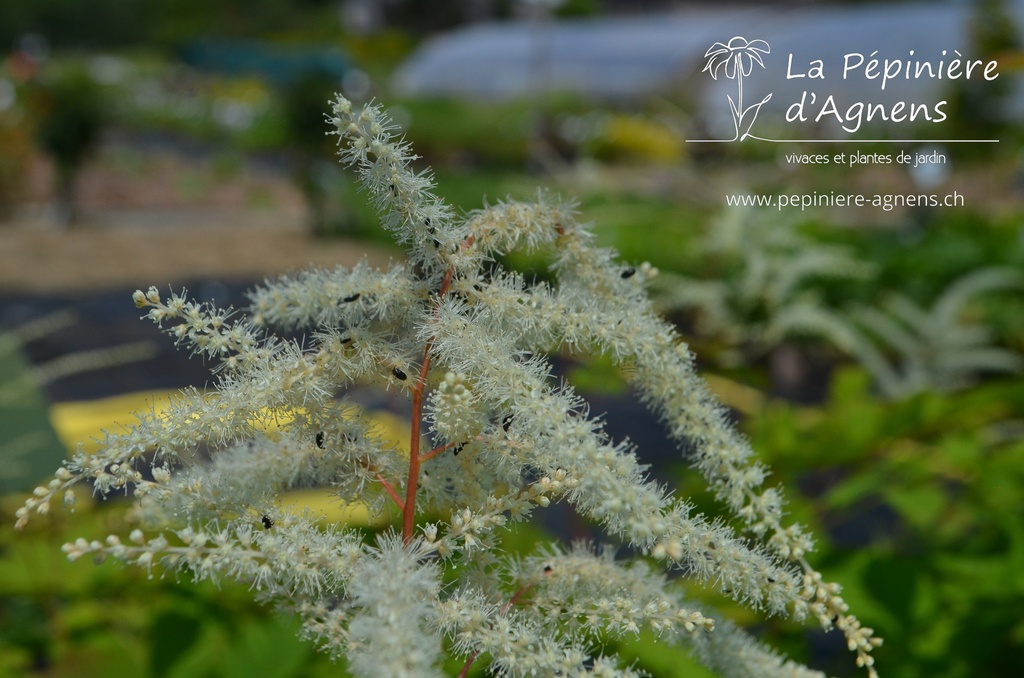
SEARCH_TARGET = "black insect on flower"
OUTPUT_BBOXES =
[315,431,326,449]
[261,515,274,529]
[621,267,636,279]
[392,367,408,381]
[343,293,361,303]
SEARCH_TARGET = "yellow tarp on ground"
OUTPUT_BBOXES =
[48,390,176,455]
[47,390,409,527]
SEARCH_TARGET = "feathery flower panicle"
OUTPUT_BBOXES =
[17,94,880,677]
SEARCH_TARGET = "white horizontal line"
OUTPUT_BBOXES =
[686,138,999,143]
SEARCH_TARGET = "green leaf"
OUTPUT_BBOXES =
[822,472,884,511]
[151,608,207,678]
[863,556,918,624]
[611,629,718,678]
[0,344,69,495]
[883,485,946,530]
[220,617,310,678]
[163,623,228,678]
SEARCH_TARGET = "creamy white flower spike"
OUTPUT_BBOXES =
[19,94,880,678]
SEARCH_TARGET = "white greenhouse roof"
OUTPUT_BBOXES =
[392,1,1024,117]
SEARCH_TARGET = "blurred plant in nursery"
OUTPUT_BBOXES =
[841,268,1023,400]
[0,311,156,495]
[816,208,1024,369]
[583,112,684,164]
[27,64,107,227]
[0,66,33,218]
[1,310,155,672]
[648,203,1024,402]
[280,69,356,237]
[737,367,1024,678]
[1,496,349,678]
[0,314,70,498]
[649,205,874,372]
[942,0,1021,148]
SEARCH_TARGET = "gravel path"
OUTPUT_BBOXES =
[0,138,399,402]
[0,137,397,294]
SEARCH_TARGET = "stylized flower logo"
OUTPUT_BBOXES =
[703,36,772,141]
[704,37,770,79]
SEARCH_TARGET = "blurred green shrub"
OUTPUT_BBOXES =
[647,204,1023,401]
[281,70,341,234]
[341,30,416,77]
[0,0,151,49]
[842,268,1022,399]
[0,501,346,677]
[0,82,33,217]
[0,0,341,50]
[649,206,874,367]
[943,0,1021,147]
[743,368,1024,677]
[584,112,683,163]
[0,311,156,495]
[29,66,106,226]
[397,97,535,167]
[849,211,1024,303]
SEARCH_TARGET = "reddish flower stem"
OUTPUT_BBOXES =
[376,472,404,510]
[456,650,480,678]
[402,337,433,543]
[419,440,458,463]
[402,239,476,544]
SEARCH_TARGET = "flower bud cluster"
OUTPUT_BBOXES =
[15,472,75,529]
[518,544,715,642]
[462,192,573,258]
[246,261,422,332]
[436,588,638,677]
[425,371,479,443]
[419,466,580,562]
[133,287,261,366]
[329,97,457,273]
[802,571,883,676]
